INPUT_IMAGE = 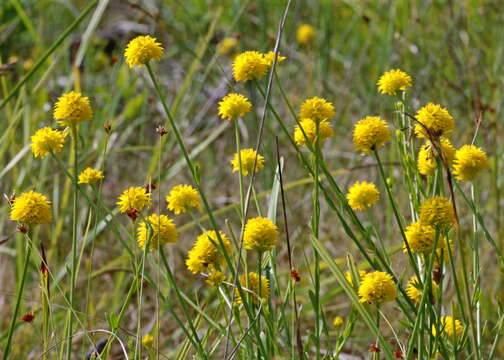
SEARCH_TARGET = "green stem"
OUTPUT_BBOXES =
[235,120,245,222]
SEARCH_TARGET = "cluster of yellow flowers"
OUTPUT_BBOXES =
[231,50,285,82]
[294,97,335,146]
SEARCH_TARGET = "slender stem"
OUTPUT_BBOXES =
[234,120,245,222]
[471,184,481,354]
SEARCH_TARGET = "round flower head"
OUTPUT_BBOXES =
[452,144,489,181]
[414,103,455,139]
[419,196,455,229]
[231,148,265,176]
[232,51,269,81]
[377,69,412,96]
[53,91,92,127]
[218,93,252,120]
[299,97,335,122]
[216,37,238,56]
[117,186,151,213]
[235,272,270,304]
[352,116,391,153]
[137,214,178,250]
[358,271,396,304]
[186,230,232,274]
[294,118,334,146]
[345,270,367,287]
[243,217,279,252]
[433,316,464,339]
[404,221,436,253]
[296,24,316,45]
[141,334,154,347]
[264,51,287,67]
[406,276,438,303]
[10,190,52,225]
[30,127,66,158]
[124,35,163,68]
[346,181,380,211]
[166,184,201,215]
[333,316,344,328]
[78,168,104,185]
[206,265,226,287]
[417,138,456,176]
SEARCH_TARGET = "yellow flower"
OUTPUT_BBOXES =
[406,276,438,303]
[433,316,464,339]
[117,187,151,213]
[264,51,287,67]
[186,230,232,274]
[235,272,270,304]
[218,93,252,120]
[141,334,154,347]
[417,138,456,176]
[352,116,391,153]
[346,181,380,211]
[414,103,455,139]
[124,35,163,68]
[345,270,367,286]
[377,69,412,95]
[216,37,238,55]
[452,144,489,181]
[206,265,226,287]
[30,127,66,158]
[333,316,344,328]
[419,196,455,229]
[53,91,92,127]
[137,214,178,250]
[243,217,279,252]
[358,271,396,304]
[78,168,104,185]
[166,184,201,215]
[230,148,265,176]
[404,221,436,253]
[299,96,335,122]
[232,51,269,81]
[294,118,334,146]
[10,190,52,225]
[296,24,316,45]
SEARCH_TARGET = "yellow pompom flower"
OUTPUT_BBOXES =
[419,196,455,229]
[264,51,287,67]
[296,24,316,45]
[232,51,269,81]
[141,334,154,347]
[10,190,52,225]
[166,184,201,215]
[345,270,367,286]
[377,69,412,96]
[294,118,334,146]
[452,144,489,181]
[243,217,279,252]
[78,168,104,185]
[352,116,391,153]
[346,181,380,211]
[404,221,436,253]
[406,276,438,303]
[53,91,92,127]
[124,35,163,68]
[117,186,151,213]
[433,316,464,339]
[299,96,335,122]
[216,37,238,55]
[230,148,265,176]
[414,103,455,139]
[333,316,344,328]
[137,214,178,250]
[358,271,396,304]
[30,127,66,158]
[218,93,252,120]
[235,272,270,304]
[186,230,232,274]
[206,265,226,287]
[417,138,456,176]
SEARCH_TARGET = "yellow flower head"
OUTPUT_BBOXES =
[404,221,436,253]
[231,148,265,176]
[264,51,287,67]
[137,214,178,250]
[377,69,412,95]
[417,138,456,176]
[294,118,334,146]
[433,316,464,339]
[117,186,151,213]
[352,116,391,153]
[78,168,104,185]
[406,276,438,303]
[452,144,489,181]
[141,334,154,347]
[124,35,163,68]
[53,91,92,127]
[243,217,279,252]
[166,184,201,215]
[414,103,455,139]
[333,316,344,328]
[299,96,335,122]
[216,37,238,56]
[296,24,316,45]
[232,51,269,81]
[345,270,367,287]
[236,272,270,304]
[358,271,396,304]
[346,181,380,211]
[30,127,66,158]
[206,265,226,287]
[218,93,252,120]
[419,196,455,229]
[10,190,52,225]
[186,230,232,274]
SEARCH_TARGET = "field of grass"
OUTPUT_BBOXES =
[1,0,504,359]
